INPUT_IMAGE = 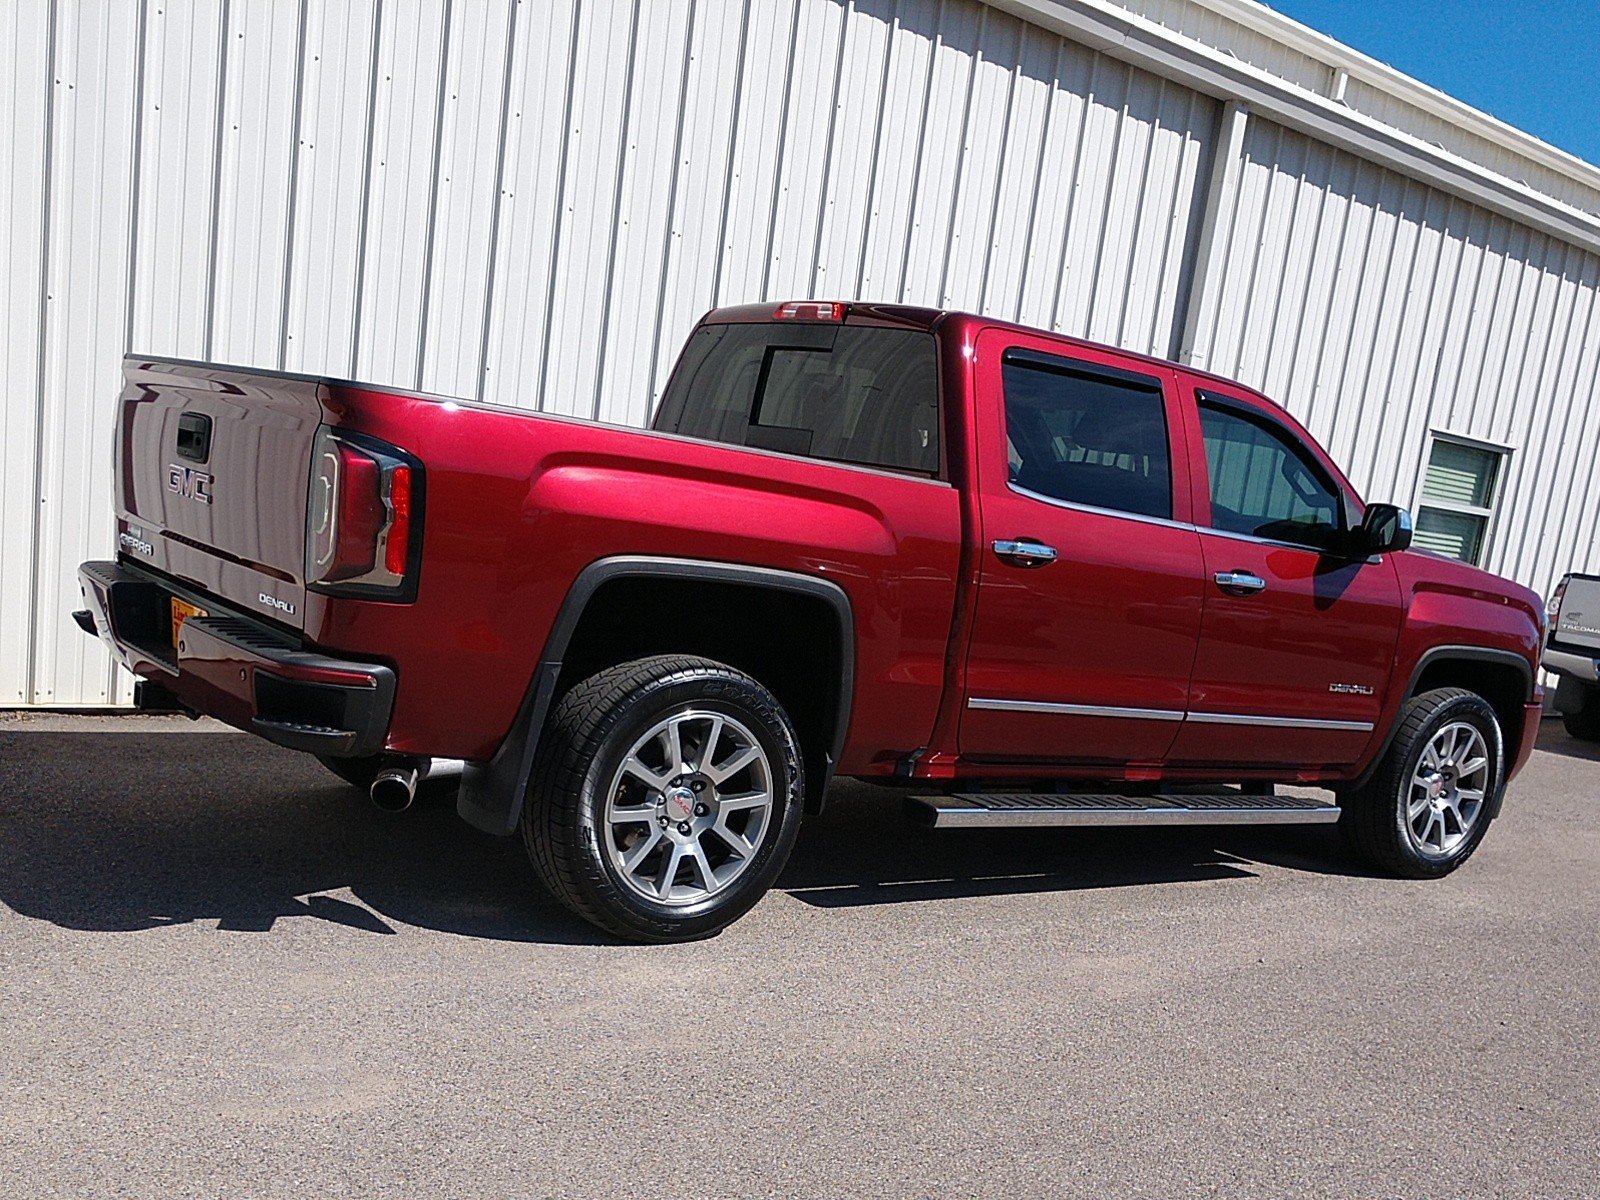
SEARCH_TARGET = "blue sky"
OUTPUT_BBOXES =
[1266,0,1600,168]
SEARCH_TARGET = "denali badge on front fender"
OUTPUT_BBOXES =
[258,592,296,617]
[1329,682,1375,696]
[167,463,214,505]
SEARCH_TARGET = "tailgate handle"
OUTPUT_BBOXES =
[176,411,213,463]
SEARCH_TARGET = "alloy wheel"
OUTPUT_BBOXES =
[1406,720,1490,858]
[601,709,775,906]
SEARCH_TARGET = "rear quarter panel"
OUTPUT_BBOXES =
[310,391,964,768]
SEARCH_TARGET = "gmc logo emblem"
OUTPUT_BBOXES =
[166,464,214,506]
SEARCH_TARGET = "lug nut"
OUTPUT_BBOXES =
[677,821,692,835]
[691,780,705,793]
[658,815,668,828]
[694,803,708,817]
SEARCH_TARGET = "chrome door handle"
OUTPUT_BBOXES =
[993,539,1058,567]
[1214,570,1267,595]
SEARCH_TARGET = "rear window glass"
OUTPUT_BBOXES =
[653,323,940,475]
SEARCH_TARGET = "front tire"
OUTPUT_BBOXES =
[1340,688,1502,878]
[521,655,805,942]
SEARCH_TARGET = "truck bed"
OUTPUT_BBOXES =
[107,356,965,768]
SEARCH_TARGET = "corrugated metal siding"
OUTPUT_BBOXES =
[0,1,51,704]
[10,0,142,706]
[1112,0,1600,220]
[3,0,1598,707]
[282,0,380,376]
[1190,115,1600,602]
[1342,75,1600,221]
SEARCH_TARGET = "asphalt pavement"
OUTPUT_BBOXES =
[1,713,1596,1199]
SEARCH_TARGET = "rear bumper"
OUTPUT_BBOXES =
[1543,645,1599,684]
[76,560,394,757]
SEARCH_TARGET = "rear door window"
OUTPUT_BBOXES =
[1000,349,1173,521]
[654,323,940,475]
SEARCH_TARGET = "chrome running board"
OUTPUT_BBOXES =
[907,792,1341,829]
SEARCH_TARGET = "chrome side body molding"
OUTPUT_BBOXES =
[967,697,1183,721]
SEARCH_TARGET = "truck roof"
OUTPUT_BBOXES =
[704,301,1279,409]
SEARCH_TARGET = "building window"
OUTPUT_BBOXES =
[1413,435,1506,564]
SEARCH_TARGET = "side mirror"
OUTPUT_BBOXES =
[1355,503,1413,556]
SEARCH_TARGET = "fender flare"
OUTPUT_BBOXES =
[1351,644,1535,818]
[457,555,856,836]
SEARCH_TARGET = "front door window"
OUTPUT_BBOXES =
[1197,398,1344,551]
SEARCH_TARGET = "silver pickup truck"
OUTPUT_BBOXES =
[1546,572,1600,740]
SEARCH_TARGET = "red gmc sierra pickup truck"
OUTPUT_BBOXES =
[77,301,1545,941]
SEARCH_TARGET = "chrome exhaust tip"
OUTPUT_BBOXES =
[367,757,464,811]
[370,764,420,812]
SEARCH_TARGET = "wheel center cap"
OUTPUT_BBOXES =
[663,785,696,823]
[1426,774,1445,801]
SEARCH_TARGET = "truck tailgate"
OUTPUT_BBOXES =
[1554,573,1600,654]
[116,357,327,628]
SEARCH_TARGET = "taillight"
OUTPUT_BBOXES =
[1547,576,1568,634]
[774,301,846,321]
[307,427,420,596]
[383,465,412,577]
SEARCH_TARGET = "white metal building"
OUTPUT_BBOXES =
[4,0,1599,707]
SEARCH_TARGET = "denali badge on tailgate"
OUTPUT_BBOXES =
[166,464,214,505]
[258,593,297,617]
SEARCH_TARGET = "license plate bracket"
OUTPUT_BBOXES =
[170,597,207,648]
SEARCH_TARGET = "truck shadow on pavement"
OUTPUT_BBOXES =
[1535,723,1600,764]
[0,730,601,943]
[0,730,1365,943]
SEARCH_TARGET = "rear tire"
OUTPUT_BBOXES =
[1560,684,1600,741]
[1340,688,1502,878]
[521,655,805,943]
